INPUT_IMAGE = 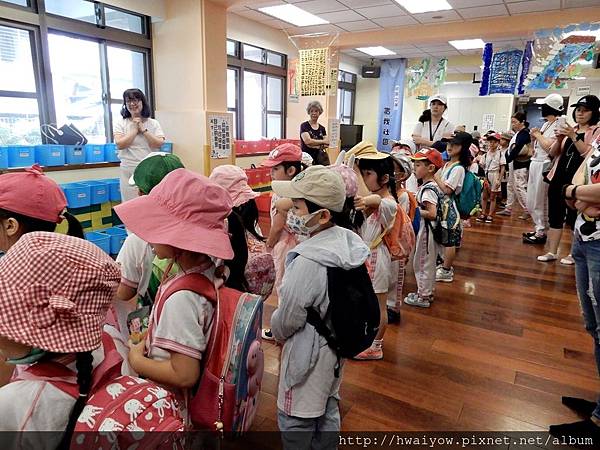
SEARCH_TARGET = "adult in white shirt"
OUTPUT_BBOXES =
[523,94,562,245]
[412,94,455,149]
[113,89,165,202]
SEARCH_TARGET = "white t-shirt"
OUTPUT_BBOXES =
[398,190,410,215]
[413,118,455,146]
[417,180,439,228]
[484,150,506,173]
[405,173,418,194]
[113,117,165,167]
[575,143,600,242]
[441,162,465,195]
[532,119,558,162]
[116,233,154,298]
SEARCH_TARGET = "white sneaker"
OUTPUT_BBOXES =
[537,252,558,262]
[404,294,431,308]
[436,267,454,282]
[560,255,574,265]
[261,328,275,341]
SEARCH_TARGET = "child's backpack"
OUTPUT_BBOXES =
[447,165,482,218]
[149,272,264,435]
[306,263,380,374]
[245,232,275,296]
[370,203,415,263]
[398,187,420,235]
[72,375,185,449]
[421,184,462,247]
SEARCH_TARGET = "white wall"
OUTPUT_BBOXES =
[354,76,379,144]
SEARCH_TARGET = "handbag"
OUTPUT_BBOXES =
[41,123,88,146]
[515,143,533,162]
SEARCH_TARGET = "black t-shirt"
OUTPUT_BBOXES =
[551,132,585,186]
[300,121,326,160]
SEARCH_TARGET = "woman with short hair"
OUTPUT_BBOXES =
[300,101,330,166]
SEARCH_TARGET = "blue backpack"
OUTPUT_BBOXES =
[447,165,482,218]
[421,183,462,248]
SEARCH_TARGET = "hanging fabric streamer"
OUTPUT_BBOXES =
[479,43,493,96]
[518,41,533,95]
[377,59,406,152]
[489,49,523,95]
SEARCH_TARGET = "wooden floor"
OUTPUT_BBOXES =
[252,212,599,432]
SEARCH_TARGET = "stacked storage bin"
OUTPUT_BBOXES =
[0,146,8,169]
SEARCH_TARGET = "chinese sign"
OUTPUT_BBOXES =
[377,59,406,152]
[207,113,233,159]
[328,118,340,150]
[488,50,523,95]
[299,48,328,96]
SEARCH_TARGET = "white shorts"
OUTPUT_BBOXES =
[367,246,394,294]
[486,171,501,193]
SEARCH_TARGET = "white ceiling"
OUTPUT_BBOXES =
[230,0,598,60]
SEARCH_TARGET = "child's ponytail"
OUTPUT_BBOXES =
[64,212,84,239]
[59,351,93,449]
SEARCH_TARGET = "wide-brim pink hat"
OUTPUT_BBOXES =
[0,232,120,353]
[115,168,234,260]
[209,164,259,208]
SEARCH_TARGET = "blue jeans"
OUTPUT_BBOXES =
[572,237,600,419]
[277,397,339,450]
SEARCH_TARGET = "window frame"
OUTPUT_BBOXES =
[0,0,153,146]
[227,38,286,140]
[337,69,356,125]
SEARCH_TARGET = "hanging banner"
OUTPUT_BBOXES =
[406,58,447,99]
[489,49,523,95]
[479,43,493,96]
[288,58,300,103]
[377,59,406,152]
[517,41,533,95]
[299,48,328,96]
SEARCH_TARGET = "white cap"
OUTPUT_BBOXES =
[535,93,564,112]
[429,94,448,107]
[390,138,416,154]
[301,152,314,167]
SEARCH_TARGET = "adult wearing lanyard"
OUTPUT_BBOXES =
[412,94,455,149]
[498,112,531,219]
[523,94,562,245]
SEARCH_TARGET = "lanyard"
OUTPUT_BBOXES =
[429,119,444,142]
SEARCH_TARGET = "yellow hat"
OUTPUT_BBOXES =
[345,141,389,160]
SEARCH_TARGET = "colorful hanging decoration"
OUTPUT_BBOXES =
[489,49,524,94]
[479,43,493,96]
[406,58,447,99]
[517,41,533,95]
[298,48,328,96]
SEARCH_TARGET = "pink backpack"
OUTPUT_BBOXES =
[245,231,275,296]
[149,272,264,434]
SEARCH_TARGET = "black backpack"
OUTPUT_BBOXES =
[306,263,380,376]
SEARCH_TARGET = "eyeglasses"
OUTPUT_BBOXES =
[125,99,141,105]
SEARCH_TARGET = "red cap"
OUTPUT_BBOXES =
[486,132,501,141]
[260,143,302,168]
[411,148,444,169]
[0,165,67,223]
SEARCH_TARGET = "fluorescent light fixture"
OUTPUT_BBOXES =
[449,39,486,50]
[356,46,396,56]
[258,4,328,27]
[579,59,593,65]
[395,0,452,14]
[574,76,587,80]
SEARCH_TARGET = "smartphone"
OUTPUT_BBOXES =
[127,306,150,344]
[557,117,567,129]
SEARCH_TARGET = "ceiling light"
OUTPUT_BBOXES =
[574,76,587,80]
[356,46,396,56]
[259,4,329,27]
[395,0,452,14]
[449,39,486,50]
[578,59,593,65]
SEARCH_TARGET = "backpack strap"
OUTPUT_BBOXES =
[369,204,399,250]
[305,306,341,378]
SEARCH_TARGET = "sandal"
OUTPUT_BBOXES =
[537,252,558,262]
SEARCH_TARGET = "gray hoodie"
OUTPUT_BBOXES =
[271,226,369,418]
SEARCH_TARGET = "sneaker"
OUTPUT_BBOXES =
[522,231,536,238]
[476,215,486,222]
[404,294,431,308]
[523,234,547,245]
[496,209,512,216]
[537,252,558,262]
[387,308,401,324]
[560,255,575,265]
[518,213,531,220]
[462,219,472,228]
[485,216,493,223]
[261,328,275,341]
[354,345,383,361]
[436,267,454,282]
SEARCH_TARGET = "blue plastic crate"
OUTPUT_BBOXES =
[78,180,109,204]
[0,146,8,169]
[106,178,121,202]
[104,143,120,163]
[84,144,105,163]
[35,144,65,167]
[8,145,35,168]
[61,183,91,208]
[65,145,85,165]
[161,142,173,153]
[103,226,128,255]
[85,232,111,255]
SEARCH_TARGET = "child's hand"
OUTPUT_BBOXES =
[128,334,146,356]
[354,196,366,211]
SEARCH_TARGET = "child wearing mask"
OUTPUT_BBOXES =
[270,166,369,450]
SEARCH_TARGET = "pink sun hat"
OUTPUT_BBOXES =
[114,168,234,260]
[209,165,259,208]
[328,164,358,197]
[0,164,67,223]
[0,232,120,353]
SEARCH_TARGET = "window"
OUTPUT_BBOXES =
[227,39,286,140]
[0,25,42,145]
[0,1,152,147]
[337,69,356,125]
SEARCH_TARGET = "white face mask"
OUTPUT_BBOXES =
[286,209,324,237]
